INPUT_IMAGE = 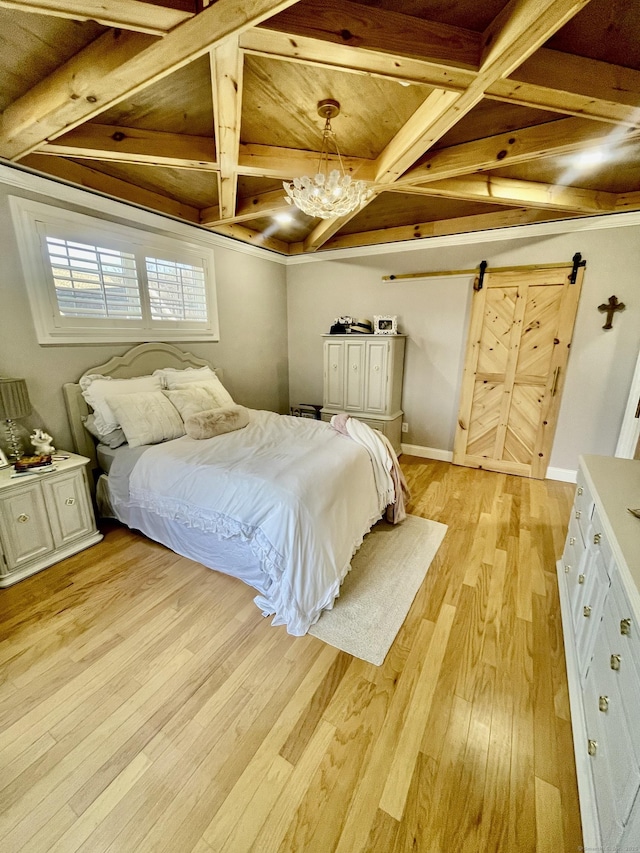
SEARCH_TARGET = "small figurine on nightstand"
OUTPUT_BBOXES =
[30,428,55,455]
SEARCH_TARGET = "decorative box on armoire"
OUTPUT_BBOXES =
[321,334,406,454]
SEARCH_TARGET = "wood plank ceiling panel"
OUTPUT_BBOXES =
[241,55,431,157]
[93,55,214,137]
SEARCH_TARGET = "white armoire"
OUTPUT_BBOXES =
[320,334,406,454]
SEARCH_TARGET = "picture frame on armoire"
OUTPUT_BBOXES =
[373,315,398,335]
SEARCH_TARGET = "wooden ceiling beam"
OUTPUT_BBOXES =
[261,0,481,71]
[36,124,217,170]
[0,0,193,35]
[200,189,290,226]
[211,37,243,219]
[321,208,577,252]
[308,0,591,252]
[20,154,201,222]
[237,143,375,181]
[0,0,302,161]
[208,221,290,254]
[398,118,640,186]
[387,175,618,214]
[240,29,473,91]
[615,191,640,210]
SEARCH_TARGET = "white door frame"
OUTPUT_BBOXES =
[616,347,640,458]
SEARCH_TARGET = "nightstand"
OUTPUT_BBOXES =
[0,452,102,587]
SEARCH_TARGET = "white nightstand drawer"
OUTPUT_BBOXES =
[42,469,93,546]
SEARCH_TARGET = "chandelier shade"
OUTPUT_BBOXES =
[283,100,372,220]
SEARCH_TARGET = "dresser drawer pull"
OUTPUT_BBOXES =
[610,654,621,671]
[577,487,583,496]
[588,739,597,756]
[17,513,30,524]
[575,510,581,519]
[598,695,609,713]
[351,364,358,371]
[583,606,592,618]
[564,564,571,573]
[65,497,76,506]
[621,618,632,636]
[578,574,585,584]
[593,532,601,545]
[569,537,576,546]
[373,365,380,372]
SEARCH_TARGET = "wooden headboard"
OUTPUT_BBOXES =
[63,342,221,469]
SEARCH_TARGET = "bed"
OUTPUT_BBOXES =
[63,343,398,635]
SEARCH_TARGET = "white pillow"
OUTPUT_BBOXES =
[163,386,223,421]
[107,391,185,448]
[80,373,162,435]
[156,366,234,407]
[83,414,127,449]
[155,366,217,388]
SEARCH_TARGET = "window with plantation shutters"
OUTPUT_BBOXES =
[10,197,219,344]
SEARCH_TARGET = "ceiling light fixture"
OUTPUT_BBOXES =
[283,99,372,219]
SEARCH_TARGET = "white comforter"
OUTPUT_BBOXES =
[126,410,383,635]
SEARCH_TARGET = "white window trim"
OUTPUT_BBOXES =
[9,196,220,345]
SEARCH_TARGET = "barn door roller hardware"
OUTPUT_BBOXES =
[570,252,586,284]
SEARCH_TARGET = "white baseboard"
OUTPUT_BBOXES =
[400,445,577,482]
[546,466,577,483]
[400,443,453,462]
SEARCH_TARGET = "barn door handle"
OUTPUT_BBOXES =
[551,367,561,396]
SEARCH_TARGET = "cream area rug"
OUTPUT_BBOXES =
[309,515,448,666]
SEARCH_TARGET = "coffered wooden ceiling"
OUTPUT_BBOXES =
[1,0,639,255]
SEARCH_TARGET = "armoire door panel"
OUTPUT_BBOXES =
[344,341,365,410]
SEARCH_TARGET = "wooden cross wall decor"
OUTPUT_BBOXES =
[598,295,626,329]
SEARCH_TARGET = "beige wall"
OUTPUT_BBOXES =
[286,223,640,473]
[0,174,289,456]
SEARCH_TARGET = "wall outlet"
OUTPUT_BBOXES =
[401,422,408,433]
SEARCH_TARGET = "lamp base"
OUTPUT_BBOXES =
[4,419,24,462]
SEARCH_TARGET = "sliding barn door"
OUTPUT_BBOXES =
[453,263,584,479]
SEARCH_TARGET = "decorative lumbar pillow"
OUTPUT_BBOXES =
[80,373,162,436]
[185,405,250,440]
[106,391,185,448]
[156,366,233,405]
[162,386,223,421]
[83,414,127,449]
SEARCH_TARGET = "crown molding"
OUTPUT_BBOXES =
[0,160,288,265]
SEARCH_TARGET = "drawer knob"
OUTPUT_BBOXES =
[583,606,592,618]
[564,564,571,573]
[373,365,380,372]
[588,739,597,756]
[621,618,632,636]
[577,487,583,496]
[598,695,609,713]
[17,513,30,524]
[610,654,621,671]
[578,574,585,585]
[593,532,601,545]
[569,537,576,546]
[65,497,76,506]
[332,364,337,371]
[575,510,581,519]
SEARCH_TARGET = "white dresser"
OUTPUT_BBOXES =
[0,452,102,587]
[321,334,406,454]
[557,455,640,849]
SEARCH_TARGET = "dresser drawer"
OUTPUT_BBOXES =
[563,513,588,621]
[604,575,640,764]
[587,618,640,829]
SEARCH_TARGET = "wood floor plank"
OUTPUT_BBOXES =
[0,458,581,853]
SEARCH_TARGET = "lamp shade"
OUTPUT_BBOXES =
[0,378,31,420]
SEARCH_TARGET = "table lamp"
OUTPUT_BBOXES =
[0,378,32,461]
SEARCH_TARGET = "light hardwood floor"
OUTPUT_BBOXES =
[0,458,581,852]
